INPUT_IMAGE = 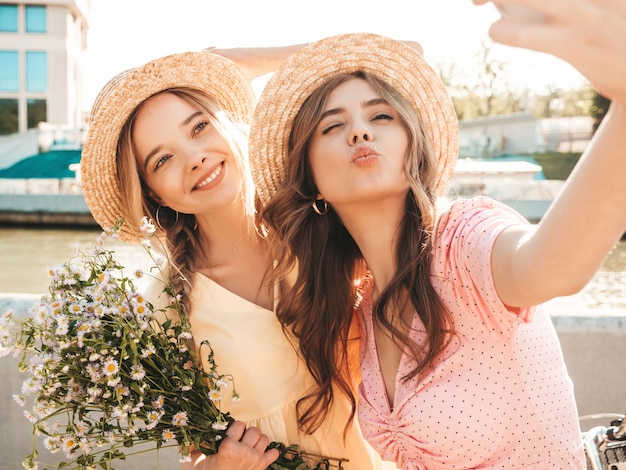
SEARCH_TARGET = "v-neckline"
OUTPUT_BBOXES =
[194,271,275,313]
[363,287,424,413]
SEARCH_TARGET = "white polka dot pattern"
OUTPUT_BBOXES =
[356,196,586,469]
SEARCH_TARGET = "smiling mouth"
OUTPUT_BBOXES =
[194,163,223,190]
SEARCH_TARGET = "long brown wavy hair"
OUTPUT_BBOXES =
[114,87,256,309]
[263,71,455,434]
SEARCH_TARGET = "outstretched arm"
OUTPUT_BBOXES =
[205,40,424,82]
[473,0,626,307]
[204,44,306,82]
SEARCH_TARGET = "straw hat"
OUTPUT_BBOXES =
[249,33,459,206]
[80,51,256,242]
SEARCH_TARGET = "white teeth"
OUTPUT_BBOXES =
[195,165,222,189]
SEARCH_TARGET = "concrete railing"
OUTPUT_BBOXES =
[2,294,626,468]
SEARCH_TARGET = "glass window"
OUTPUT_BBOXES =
[0,5,18,32]
[0,99,18,135]
[25,5,46,33]
[0,51,19,91]
[27,98,46,128]
[26,51,47,92]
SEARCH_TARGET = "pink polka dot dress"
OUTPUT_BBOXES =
[356,197,586,469]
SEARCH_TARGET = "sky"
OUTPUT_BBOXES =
[82,0,587,111]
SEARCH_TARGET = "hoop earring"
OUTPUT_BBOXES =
[312,198,329,215]
[155,205,179,231]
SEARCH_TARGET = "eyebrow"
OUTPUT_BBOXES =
[319,98,389,121]
[142,111,204,172]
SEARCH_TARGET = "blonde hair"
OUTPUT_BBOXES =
[115,87,256,306]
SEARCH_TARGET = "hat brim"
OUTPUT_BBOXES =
[249,33,459,206]
[81,51,256,242]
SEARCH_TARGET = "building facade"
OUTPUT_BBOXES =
[0,1,89,136]
[458,111,593,158]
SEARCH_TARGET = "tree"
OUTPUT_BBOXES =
[442,41,524,119]
[531,85,595,118]
[437,42,601,122]
[589,91,611,133]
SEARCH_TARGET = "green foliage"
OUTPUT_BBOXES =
[437,42,598,121]
[590,92,611,132]
[531,85,596,118]
[0,220,327,470]
[532,152,582,180]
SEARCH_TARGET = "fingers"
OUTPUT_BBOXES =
[239,424,270,450]
[487,20,563,49]
[226,420,269,449]
[486,0,609,25]
[260,447,281,468]
[225,420,246,440]
[475,0,626,104]
[494,3,547,22]
[203,421,279,470]
[234,424,280,469]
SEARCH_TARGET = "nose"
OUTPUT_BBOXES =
[350,124,372,145]
[191,157,206,171]
[190,155,207,172]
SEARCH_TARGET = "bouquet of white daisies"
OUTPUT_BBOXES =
[0,219,321,470]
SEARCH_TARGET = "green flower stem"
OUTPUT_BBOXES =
[0,221,346,470]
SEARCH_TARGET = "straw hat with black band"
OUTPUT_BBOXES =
[80,51,256,242]
[248,32,459,206]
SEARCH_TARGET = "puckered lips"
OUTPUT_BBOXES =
[351,145,380,166]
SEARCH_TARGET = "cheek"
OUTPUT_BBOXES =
[308,136,336,169]
[308,166,338,202]
[307,151,335,196]
[392,129,410,155]
[143,171,178,205]
[306,143,322,183]
[391,133,410,173]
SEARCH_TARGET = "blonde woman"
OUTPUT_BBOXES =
[81,50,393,470]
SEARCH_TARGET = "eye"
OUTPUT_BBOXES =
[154,154,171,170]
[372,112,394,122]
[193,120,210,135]
[321,122,342,135]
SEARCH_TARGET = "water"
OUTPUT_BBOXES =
[0,226,152,295]
[1,226,626,314]
[574,245,626,310]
